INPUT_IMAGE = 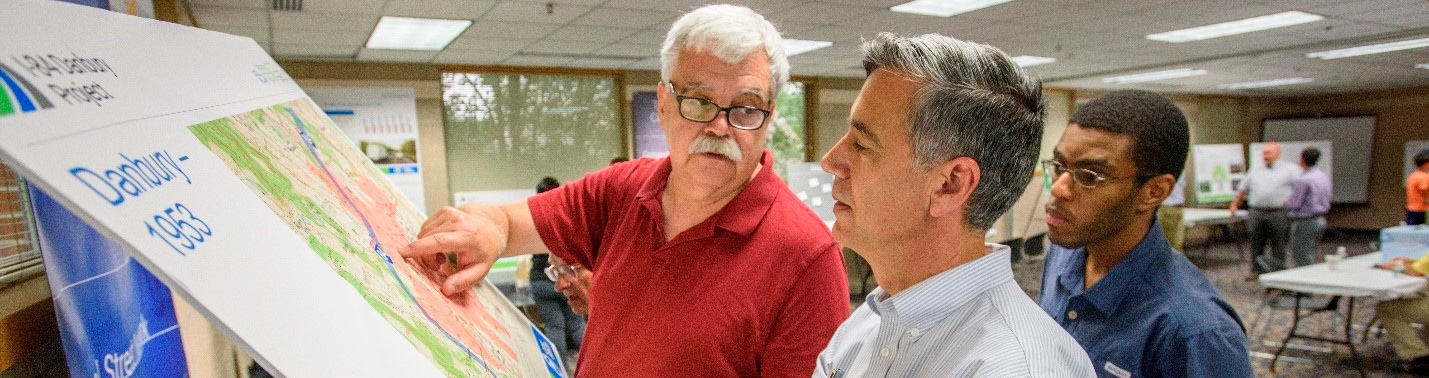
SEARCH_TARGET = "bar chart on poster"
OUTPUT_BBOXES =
[0,1,563,377]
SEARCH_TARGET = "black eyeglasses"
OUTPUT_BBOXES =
[1042,160,1156,188]
[666,80,771,130]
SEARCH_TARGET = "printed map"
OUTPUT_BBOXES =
[188,98,557,377]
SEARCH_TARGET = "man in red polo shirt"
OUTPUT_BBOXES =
[399,4,849,377]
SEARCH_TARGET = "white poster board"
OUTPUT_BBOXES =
[1249,141,1334,200]
[0,2,560,377]
[305,86,425,210]
[1263,117,1373,203]
[1191,144,1246,203]
[1407,141,1429,182]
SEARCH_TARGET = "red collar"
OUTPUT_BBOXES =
[635,150,779,239]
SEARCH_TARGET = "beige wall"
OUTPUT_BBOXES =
[1246,86,1429,230]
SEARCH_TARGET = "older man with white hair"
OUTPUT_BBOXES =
[400,4,849,377]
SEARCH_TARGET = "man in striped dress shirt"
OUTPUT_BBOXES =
[813,32,1095,378]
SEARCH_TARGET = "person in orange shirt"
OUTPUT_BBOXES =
[1408,151,1429,225]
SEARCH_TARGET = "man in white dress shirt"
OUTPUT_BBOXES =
[813,32,1095,378]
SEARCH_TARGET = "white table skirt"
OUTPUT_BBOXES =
[1259,252,1427,300]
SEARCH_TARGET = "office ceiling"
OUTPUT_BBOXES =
[190,0,1429,96]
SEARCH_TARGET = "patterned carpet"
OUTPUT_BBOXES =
[1003,228,1423,378]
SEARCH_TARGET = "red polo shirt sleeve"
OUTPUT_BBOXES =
[526,161,642,268]
[761,242,850,377]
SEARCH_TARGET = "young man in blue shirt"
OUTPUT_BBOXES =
[1038,90,1253,378]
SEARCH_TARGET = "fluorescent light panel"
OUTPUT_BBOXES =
[366,16,472,50]
[1102,68,1207,84]
[1218,77,1313,90]
[1147,11,1323,43]
[783,39,833,56]
[1011,55,1056,67]
[1307,37,1429,59]
[890,0,1014,17]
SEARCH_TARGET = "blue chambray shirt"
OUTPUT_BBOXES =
[1038,219,1253,378]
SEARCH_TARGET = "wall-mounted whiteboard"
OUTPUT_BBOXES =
[1263,116,1375,203]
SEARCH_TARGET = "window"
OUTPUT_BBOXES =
[0,161,40,287]
[768,81,809,180]
[441,71,624,193]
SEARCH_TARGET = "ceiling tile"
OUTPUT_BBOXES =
[465,21,555,40]
[523,40,602,55]
[447,36,536,51]
[273,43,358,58]
[790,26,871,43]
[619,28,670,45]
[769,2,878,26]
[299,0,385,14]
[192,5,269,28]
[357,49,441,62]
[273,29,369,46]
[203,25,269,44]
[434,49,513,65]
[482,2,593,24]
[271,11,379,32]
[571,7,680,29]
[545,25,641,43]
[508,0,607,5]
[597,43,661,58]
[569,57,641,69]
[840,11,962,37]
[502,55,576,67]
[384,0,496,19]
[189,0,265,9]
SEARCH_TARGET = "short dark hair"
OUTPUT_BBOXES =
[1301,147,1321,167]
[536,176,560,193]
[1069,89,1188,183]
[1415,150,1429,168]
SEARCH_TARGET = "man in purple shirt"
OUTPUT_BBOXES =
[1270,147,1332,270]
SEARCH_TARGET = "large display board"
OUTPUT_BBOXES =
[1191,144,1247,203]
[1263,116,1374,203]
[0,2,560,377]
[305,86,426,210]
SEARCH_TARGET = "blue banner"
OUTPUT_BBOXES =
[30,187,188,378]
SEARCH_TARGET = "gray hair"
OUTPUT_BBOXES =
[660,4,789,99]
[862,33,1045,230]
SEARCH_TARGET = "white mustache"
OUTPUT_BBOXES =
[688,134,742,163]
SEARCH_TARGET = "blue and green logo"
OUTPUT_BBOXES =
[0,62,55,117]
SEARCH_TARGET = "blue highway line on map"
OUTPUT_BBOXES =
[284,107,499,377]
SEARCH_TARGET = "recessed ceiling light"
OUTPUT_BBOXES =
[1146,11,1323,43]
[1307,37,1429,59]
[890,0,1015,17]
[1217,77,1314,90]
[1010,55,1056,67]
[365,16,472,51]
[1417,63,1429,69]
[783,39,833,56]
[1102,68,1208,84]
